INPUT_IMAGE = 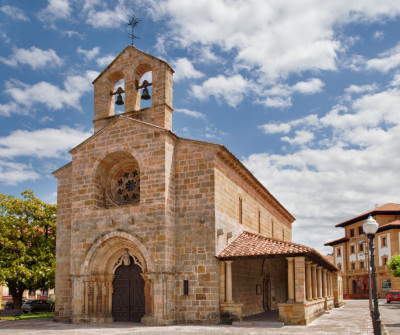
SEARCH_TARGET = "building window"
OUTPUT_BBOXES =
[282,228,285,241]
[258,210,261,233]
[337,248,341,257]
[382,279,391,291]
[382,236,387,246]
[350,245,355,253]
[359,244,364,252]
[383,257,388,266]
[239,197,242,224]
[351,262,355,270]
[360,261,364,269]
[358,226,363,235]
[350,229,354,237]
[338,263,342,270]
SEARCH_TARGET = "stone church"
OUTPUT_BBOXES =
[53,46,342,326]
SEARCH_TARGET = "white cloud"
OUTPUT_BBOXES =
[4,71,99,112]
[148,0,400,83]
[292,78,325,94]
[38,0,71,22]
[374,30,384,40]
[191,74,249,107]
[77,46,100,60]
[281,130,315,146]
[390,73,400,87]
[96,55,116,68]
[259,123,291,134]
[245,86,400,252]
[0,127,92,159]
[344,84,377,94]
[366,43,400,72]
[0,5,29,21]
[260,96,292,108]
[0,160,40,186]
[173,58,204,82]
[0,47,63,69]
[175,108,205,119]
[86,1,130,28]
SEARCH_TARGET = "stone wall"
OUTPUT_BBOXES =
[214,155,293,254]
[173,140,219,324]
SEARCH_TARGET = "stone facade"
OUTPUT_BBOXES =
[54,46,340,326]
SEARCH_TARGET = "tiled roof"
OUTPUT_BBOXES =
[324,255,335,265]
[216,231,338,271]
[377,220,400,233]
[336,203,400,227]
[324,236,349,246]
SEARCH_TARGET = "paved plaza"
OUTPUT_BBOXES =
[0,300,396,334]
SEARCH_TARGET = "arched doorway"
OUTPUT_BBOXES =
[112,257,145,322]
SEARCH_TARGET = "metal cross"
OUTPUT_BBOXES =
[126,15,141,46]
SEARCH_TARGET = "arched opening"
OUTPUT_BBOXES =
[93,152,141,208]
[77,231,154,323]
[112,256,145,322]
[138,71,152,109]
[113,78,125,114]
[107,71,124,117]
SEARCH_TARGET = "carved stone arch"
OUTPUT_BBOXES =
[78,230,154,323]
[92,151,142,208]
[133,63,152,110]
[82,229,154,275]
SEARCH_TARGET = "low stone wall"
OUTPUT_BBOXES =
[278,299,325,325]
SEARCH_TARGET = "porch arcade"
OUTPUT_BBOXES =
[216,231,342,325]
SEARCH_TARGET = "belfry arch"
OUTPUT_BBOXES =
[74,230,154,323]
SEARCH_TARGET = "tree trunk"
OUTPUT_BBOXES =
[9,285,25,310]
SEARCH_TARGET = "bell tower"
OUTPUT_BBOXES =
[92,46,174,132]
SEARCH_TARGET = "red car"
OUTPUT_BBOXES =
[386,290,400,303]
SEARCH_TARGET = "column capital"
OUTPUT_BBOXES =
[305,260,312,266]
[224,260,233,265]
[286,257,294,262]
[322,268,328,273]
[311,263,317,268]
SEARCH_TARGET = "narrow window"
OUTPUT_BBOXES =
[359,244,364,252]
[360,261,364,269]
[239,197,242,224]
[358,226,363,235]
[282,228,285,240]
[183,280,189,295]
[350,229,354,237]
[337,248,341,257]
[382,237,387,246]
[383,257,388,266]
[351,262,355,270]
[272,220,274,238]
[350,245,355,253]
[258,210,261,233]
[338,264,342,270]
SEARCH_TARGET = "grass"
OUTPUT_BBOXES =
[0,311,54,321]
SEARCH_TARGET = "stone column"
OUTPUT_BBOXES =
[225,261,233,303]
[286,257,295,302]
[317,267,323,299]
[323,269,328,298]
[219,261,226,303]
[294,257,306,303]
[305,261,312,301]
[141,273,153,317]
[330,273,334,297]
[312,264,317,300]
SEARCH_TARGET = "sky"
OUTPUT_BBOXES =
[1,0,400,254]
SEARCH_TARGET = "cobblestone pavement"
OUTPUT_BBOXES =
[0,300,382,335]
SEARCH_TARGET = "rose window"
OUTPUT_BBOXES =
[110,167,140,205]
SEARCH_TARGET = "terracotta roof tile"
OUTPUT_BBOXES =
[216,231,338,271]
[336,203,400,227]
[324,255,335,265]
[377,220,400,233]
[324,236,349,246]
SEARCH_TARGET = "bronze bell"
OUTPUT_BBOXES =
[141,87,151,100]
[115,93,124,105]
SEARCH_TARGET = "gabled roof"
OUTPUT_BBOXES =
[92,45,174,84]
[377,220,400,233]
[335,203,400,227]
[64,115,294,222]
[324,236,349,246]
[216,231,338,271]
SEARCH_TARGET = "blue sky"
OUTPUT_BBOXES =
[1,0,400,253]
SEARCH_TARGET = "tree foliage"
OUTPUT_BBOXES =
[0,191,56,309]
[388,255,400,278]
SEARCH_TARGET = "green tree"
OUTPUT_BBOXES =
[0,191,56,309]
[388,255,400,278]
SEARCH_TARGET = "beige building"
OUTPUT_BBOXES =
[53,45,341,326]
[325,203,400,299]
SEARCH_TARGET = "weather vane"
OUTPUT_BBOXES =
[126,15,141,46]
